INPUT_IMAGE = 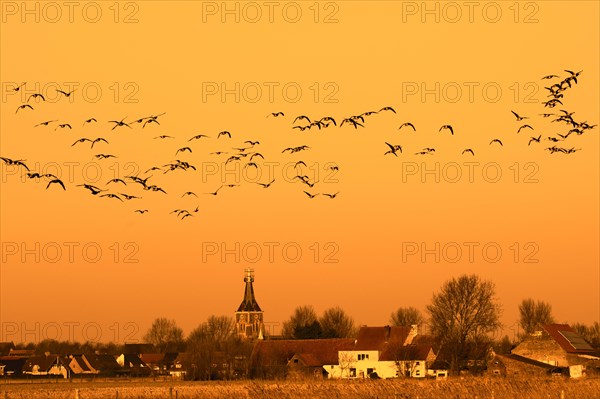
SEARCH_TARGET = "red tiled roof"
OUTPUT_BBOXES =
[381,344,433,362]
[292,353,322,367]
[252,338,354,366]
[542,324,596,354]
[354,326,411,351]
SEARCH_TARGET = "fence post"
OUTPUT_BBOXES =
[560,390,565,399]
[169,386,173,399]
[74,388,79,399]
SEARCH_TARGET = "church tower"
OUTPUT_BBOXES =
[235,268,264,340]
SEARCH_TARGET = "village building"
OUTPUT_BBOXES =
[325,325,436,379]
[116,353,152,376]
[0,346,32,377]
[0,342,15,356]
[510,324,600,377]
[84,353,124,377]
[235,268,265,340]
[63,354,99,376]
[141,352,180,376]
[487,350,563,377]
[22,353,69,378]
[250,338,355,379]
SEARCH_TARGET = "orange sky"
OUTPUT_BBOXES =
[0,1,598,344]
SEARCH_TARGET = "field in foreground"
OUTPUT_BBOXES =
[1,377,599,399]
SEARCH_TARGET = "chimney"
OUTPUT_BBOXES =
[406,324,418,345]
[411,324,418,336]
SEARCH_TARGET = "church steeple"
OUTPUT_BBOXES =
[237,268,262,312]
[235,269,264,339]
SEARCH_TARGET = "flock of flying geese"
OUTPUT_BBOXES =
[3,86,347,219]
[1,69,596,219]
[378,69,594,157]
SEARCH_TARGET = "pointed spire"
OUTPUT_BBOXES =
[237,268,262,312]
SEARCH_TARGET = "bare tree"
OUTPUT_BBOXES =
[185,315,251,380]
[426,274,502,375]
[493,335,514,355]
[205,315,236,344]
[390,307,424,326]
[282,305,322,339]
[336,351,356,378]
[143,317,184,352]
[518,298,554,336]
[319,307,356,338]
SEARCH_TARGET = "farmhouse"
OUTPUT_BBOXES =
[325,325,436,379]
[512,324,600,367]
[250,338,355,379]
[63,354,99,376]
[487,350,562,377]
[22,353,69,378]
[510,324,600,377]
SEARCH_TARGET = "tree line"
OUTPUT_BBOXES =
[8,274,600,379]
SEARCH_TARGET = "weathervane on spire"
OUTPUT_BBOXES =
[244,268,254,283]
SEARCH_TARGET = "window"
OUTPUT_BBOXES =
[358,353,370,361]
[293,359,298,363]
[350,368,356,377]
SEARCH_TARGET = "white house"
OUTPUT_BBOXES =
[325,325,436,379]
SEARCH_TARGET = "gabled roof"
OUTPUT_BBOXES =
[140,353,165,365]
[22,355,61,372]
[290,353,322,367]
[139,353,179,366]
[381,344,433,362]
[353,326,411,351]
[252,338,355,366]
[542,324,596,354]
[84,354,121,371]
[497,353,562,370]
[0,356,28,374]
[73,355,92,372]
[120,354,148,369]
[0,342,15,356]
